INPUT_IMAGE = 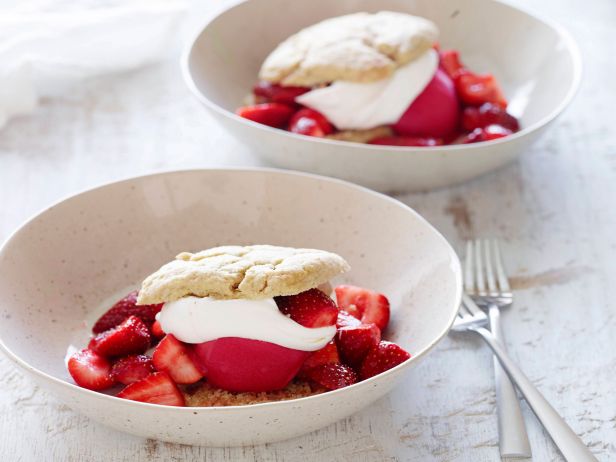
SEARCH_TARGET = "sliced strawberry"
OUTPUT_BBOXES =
[253,81,309,105]
[92,291,163,334]
[236,103,295,128]
[89,315,151,358]
[275,288,338,328]
[455,72,507,108]
[336,323,381,367]
[462,103,520,132]
[298,340,340,377]
[336,310,362,329]
[369,136,444,147]
[68,349,115,390]
[335,285,364,315]
[288,108,334,137]
[359,341,411,380]
[152,334,202,384]
[334,285,391,331]
[117,372,185,406]
[439,49,465,80]
[305,363,357,390]
[111,355,155,385]
[151,320,165,340]
[464,124,513,143]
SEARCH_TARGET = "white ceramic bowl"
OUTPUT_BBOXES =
[0,169,461,446]
[183,0,581,193]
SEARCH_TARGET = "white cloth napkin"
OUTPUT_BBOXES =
[0,0,188,128]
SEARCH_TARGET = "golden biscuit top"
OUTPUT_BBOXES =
[259,11,439,87]
[137,245,350,304]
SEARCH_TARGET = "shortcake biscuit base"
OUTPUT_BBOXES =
[325,125,393,144]
[182,380,323,407]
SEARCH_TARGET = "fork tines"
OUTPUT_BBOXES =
[465,239,512,299]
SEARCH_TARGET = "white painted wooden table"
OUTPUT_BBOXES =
[1,0,614,460]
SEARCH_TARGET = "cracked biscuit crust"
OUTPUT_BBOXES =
[137,245,350,304]
[259,11,439,87]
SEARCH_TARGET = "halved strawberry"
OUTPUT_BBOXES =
[111,354,155,385]
[462,103,520,132]
[275,288,338,328]
[359,341,411,380]
[253,81,309,105]
[288,108,334,137]
[92,291,163,334]
[89,315,151,357]
[439,49,465,80]
[298,340,340,377]
[151,320,165,340]
[336,323,381,367]
[463,124,513,143]
[117,372,185,406]
[455,72,507,108]
[304,363,357,390]
[336,310,361,329]
[67,349,115,390]
[236,103,295,128]
[334,285,391,331]
[152,334,202,384]
[369,136,444,147]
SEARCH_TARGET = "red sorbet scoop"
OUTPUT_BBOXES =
[393,68,460,138]
[191,338,310,392]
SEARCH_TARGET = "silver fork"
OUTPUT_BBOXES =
[465,239,531,459]
[453,295,598,461]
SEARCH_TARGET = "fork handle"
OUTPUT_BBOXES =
[472,326,598,462]
[489,305,532,459]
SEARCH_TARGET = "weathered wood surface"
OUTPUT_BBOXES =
[0,0,614,460]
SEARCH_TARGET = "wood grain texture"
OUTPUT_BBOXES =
[1,0,614,460]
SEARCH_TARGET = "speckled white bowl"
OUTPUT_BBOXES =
[183,0,581,193]
[0,169,461,446]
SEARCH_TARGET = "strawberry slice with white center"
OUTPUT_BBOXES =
[67,348,116,391]
[336,323,381,367]
[89,315,151,358]
[117,372,185,406]
[275,288,338,327]
[334,285,390,331]
[152,334,203,384]
[359,341,411,380]
[336,310,362,329]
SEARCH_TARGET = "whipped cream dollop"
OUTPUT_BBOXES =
[157,296,336,351]
[295,49,438,130]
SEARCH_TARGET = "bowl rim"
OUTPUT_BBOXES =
[0,167,462,412]
[181,0,582,153]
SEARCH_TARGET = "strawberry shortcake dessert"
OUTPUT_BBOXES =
[236,11,520,146]
[67,245,411,406]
